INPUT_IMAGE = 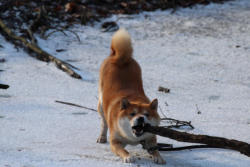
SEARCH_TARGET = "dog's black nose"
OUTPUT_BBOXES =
[137,117,144,124]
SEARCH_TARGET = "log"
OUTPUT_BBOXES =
[0,19,82,79]
[144,124,250,157]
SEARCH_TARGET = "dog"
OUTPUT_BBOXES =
[97,29,165,164]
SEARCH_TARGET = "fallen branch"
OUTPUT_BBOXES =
[0,19,82,79]
[55,100,97,112]
[144,124,250,157]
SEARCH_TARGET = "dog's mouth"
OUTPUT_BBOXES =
[132,123,145,137]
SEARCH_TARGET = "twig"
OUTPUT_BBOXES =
[196,104,201,114]
[0,18,82,79]
[66,29,81,42]
[55,100,97,112]
[161,117,194,129]
[159,105,168,119]
[44,29,68,40]
[0,84,9,89]
[63,61,81,70]
[26,28,37,44]
[159,103,194,129]
[158,86,170,93]
[44,28,80,42]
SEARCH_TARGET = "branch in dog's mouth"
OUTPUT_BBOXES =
[132,123,145,137]
[143,124,153,133]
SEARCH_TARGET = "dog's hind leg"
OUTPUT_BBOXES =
[97,100,108,143]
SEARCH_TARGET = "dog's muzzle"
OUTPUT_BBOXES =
[132,117,145,137]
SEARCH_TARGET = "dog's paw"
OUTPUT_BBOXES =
[153,155,166,164]
[123,155,136,163]
[96,136,107,143]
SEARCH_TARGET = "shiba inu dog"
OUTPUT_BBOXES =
[97,29,165,164]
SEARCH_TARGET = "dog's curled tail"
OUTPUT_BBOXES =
[110,29,133,65]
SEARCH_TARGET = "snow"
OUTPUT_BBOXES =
[1,0,250,166]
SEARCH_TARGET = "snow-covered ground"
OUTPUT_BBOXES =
[1,0,250,166]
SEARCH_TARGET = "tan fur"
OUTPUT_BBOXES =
[97,29,165,164]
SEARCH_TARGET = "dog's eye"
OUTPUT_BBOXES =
[144,113,149,117]
[130,113,136,117]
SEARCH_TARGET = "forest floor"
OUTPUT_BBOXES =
[1,0,250,166]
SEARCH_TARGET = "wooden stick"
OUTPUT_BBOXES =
[55,100,97,112]
[144,124,250,157]
[0,19,82,79]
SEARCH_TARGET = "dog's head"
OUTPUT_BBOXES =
[118,98,160,138]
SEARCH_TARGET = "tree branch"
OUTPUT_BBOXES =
[144,124,250,157]
[0,19,82,79]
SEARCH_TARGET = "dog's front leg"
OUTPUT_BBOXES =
[149,149,166,164]
[110,139,135,163]
[143,136,166,164]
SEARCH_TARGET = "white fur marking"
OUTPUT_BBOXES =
[118,117,134,140]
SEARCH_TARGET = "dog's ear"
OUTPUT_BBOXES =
[121,98,130,110]
[150,99,158,110]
